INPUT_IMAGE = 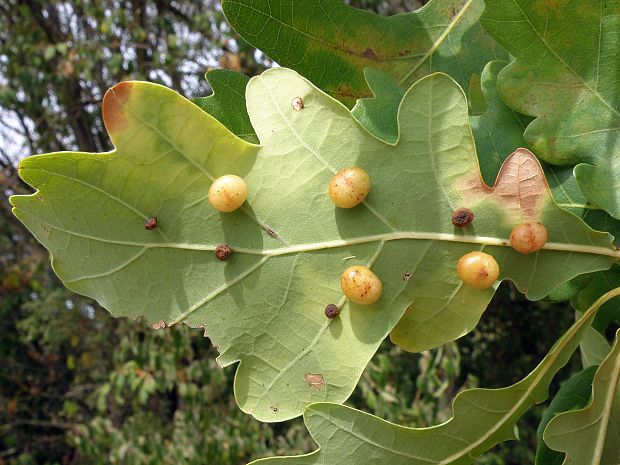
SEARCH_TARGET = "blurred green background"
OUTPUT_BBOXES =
[0,1,578,464]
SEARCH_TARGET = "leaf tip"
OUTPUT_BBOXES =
[103,81,134,134]
[460,147,550,221]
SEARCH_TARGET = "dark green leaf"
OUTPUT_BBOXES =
[481,0,620,219]
[193,69,259,144]
[222,0,508,106]
[351,68,404,143]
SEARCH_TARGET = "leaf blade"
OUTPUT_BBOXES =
[250,288,620,465]
[11,70,618,422]
[481,0,620,218]
[544,329,620,465]
[193,69,259,144]
[535,366,598,465]
[222,0,507,106]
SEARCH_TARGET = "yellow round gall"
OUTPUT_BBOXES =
[328,167,371,208]
[510,222,548,255]
[457,252,500,290]
[208,175,248,212]
[340,265,382,305]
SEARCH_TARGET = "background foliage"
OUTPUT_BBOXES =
[0,0,611,464]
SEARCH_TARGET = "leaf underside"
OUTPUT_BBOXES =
[544,329,620,465]
[481,0,620,219]
[11,69,617,422]
[249,289,620,465]
[534,365,597,465]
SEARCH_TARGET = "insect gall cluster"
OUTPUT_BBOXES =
[203,165,550,316]
[452,209,549,290]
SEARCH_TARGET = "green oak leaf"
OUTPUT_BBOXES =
[572,267,620,338]
[544,329,620,465]
[465,59,620,244]
[572,266,619,367]
[193,68,259,143]
[543,164,620,301]
[481,0,620,219]
[579,320,613,368]
[535,365,597,465]
[250,288,620,465]
[464,59,620,307]
[545,165,620,247]
[222,0,508,107]
[467,71,487,116]
[10,69,619,422]
[543,273,594,303]
[464,59,620,306]
[351,68,404,144]
[470,60,533,186]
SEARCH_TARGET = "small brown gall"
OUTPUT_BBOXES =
[215,243,232,261]
[328,167,371,208]
[144,217,158,230]
[457,251,499,290]
[451,208,474,227]
[291,97,304,111]
[324,303,340,318]
[340,265,382,305]
[510,222,548,254]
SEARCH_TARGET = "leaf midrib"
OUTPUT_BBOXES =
[26,217,620,260]
[398,0,476,85]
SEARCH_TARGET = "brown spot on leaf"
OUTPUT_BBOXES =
[305,373,324,390]
[270,406,278,413]
[403,272,412,281]
[291,97,304,111]
[329,83,367,104]
[361,48,377,59]
[459,148,549,222]
[265,227,279,239]
[215,243,232,261]
[533,0,569,14]
[144,217,157,230]
[152,320,166,330]
[102,81,133,134]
